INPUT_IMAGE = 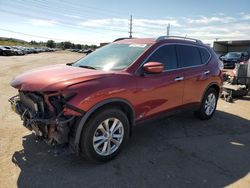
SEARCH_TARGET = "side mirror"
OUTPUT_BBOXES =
[143,62,164,74]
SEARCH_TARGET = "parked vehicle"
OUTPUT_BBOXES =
[0,46,14,56]
[220,51,249,69]
[82,49,93,55]
[9,36,223,162]
[0,46,56,56]
[11,46,25,55]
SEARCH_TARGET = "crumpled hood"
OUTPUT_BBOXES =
[10,64,113,91]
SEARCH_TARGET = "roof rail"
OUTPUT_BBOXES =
[113,37,134,42]
[156,36,203,44]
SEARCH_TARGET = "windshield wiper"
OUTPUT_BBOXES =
[78,65,96,70]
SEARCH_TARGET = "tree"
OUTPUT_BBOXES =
[75,44,82,49]
[82,44,88,50]
[46,40,56,48]
[30,40,38,45]
[63,41,72,49]
[90,44,98,50]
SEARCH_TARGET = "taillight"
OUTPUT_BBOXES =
[218,60,224,70]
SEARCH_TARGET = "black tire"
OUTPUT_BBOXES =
[195,88,218,120]
[80,108,129,162]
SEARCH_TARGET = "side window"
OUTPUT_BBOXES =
[199,48,210,64]
[147,45,178,70]
[177,45,202,67]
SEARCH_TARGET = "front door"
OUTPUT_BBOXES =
[134,44,184,120]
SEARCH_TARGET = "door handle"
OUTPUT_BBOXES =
[203,70,210,75]
[175,76,184,81]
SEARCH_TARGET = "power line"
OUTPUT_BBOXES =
[0,28,97,44]
[0,9,127,33]
[1,1,249,40]
[3,0,175,36]
[53,0,127,17]
[7,0,125,19]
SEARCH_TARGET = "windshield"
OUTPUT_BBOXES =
[225,52,241,58]
[72,43,149,71]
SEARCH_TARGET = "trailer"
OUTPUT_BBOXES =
[222,62,250,102]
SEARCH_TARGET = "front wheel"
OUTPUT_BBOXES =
[80,108,129,162]
[195,88,218,120]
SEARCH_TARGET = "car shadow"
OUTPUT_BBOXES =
[12,110,250,188]
[233,96,250,102]
[220,96,250,103]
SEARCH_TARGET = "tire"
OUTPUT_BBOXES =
[195,88,218,120]
[80,108,129,162]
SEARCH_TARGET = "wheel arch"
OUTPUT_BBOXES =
[201,82,221,102]
[74,98,135,153]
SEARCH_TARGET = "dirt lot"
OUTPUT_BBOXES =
[0,51,250,188]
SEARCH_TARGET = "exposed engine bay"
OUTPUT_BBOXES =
[9,91,83,148]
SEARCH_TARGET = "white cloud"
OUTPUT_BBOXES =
[63,14,81,19]
[18,13,250,45]
[182,22,250,45]
[79,18,181,29]
[134,19,181,27]
[242,14,250,20]
[28,19,58,26]
[79,18,127,27]
[183,16,235,24]
[217,13,225,16]
[76,14,250,43]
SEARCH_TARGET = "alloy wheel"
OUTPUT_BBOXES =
[204,93,216,116]
[93,118,124,156]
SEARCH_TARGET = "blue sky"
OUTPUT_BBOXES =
[0,0,250,45]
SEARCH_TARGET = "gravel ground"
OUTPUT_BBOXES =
[0,51,250,188]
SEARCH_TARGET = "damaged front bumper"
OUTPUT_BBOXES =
[9,92,85,148]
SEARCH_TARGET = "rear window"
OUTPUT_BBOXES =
[177,45,202,67]
[199,48,210,64]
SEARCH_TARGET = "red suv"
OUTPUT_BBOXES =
[9,36,223,162]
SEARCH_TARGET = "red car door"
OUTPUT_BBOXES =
[176,44,211,104]
[134,45,184,121]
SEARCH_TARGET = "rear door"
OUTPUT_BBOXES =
[176,44,211,104]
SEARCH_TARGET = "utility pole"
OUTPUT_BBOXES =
[129,15,133,38]
[166,23,170,36]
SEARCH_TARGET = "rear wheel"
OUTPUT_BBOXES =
[80,108,129,162]
[195,88,218,120]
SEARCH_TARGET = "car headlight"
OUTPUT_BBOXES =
[62,92,77,101]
